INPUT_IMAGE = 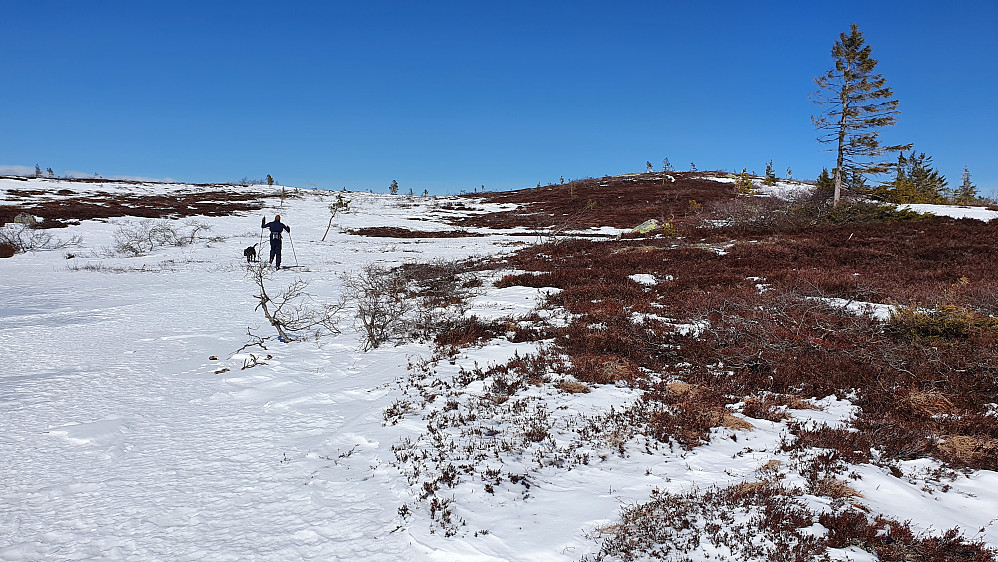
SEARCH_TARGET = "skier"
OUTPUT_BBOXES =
[261,214,291,269]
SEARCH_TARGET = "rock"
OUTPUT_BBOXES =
[633,218,660,233]
[13,213,38,226]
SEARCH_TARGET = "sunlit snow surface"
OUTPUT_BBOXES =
[901,202,998,221]
[2,178,997,560]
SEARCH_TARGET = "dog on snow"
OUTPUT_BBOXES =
[243,244,258,263]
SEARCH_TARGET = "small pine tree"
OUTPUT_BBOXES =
[389,179,399,195]
[736,168,755,194]
[764,160,777,186]
[334,192,351,211]
[662,158,673,172]
[646,161,654,172]
[955,167,978,205]
[845,170,868,195]
[266,174,275,186]
[690,162,697,172]
[46,167,54,178]
[884,150,947,203]
[816,168,835,195]
[34,164,42,177]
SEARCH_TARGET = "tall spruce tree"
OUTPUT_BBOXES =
[812,23,910,206]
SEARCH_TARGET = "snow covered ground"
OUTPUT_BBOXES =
[2,178,997,560]
[900,202,998,221]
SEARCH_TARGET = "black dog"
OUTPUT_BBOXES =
[243,244,258,263]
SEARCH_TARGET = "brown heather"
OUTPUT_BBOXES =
[477,177,998,472]
[1,184,265,229]
[390,174,997,558]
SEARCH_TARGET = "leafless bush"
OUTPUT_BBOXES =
[249,262,343,342]
[181,219,223,245]
[537,198,598,243]
[341,263,413,350]
[111,219,224,256]
[705,195,811,232]
[0,223,82,254]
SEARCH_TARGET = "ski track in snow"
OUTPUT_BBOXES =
[2,180,998,560]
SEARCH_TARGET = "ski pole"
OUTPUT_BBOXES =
[288,232,299,267]
[259,216,266,259]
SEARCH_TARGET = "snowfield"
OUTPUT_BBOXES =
[2,178,997,560]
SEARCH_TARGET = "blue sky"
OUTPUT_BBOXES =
[2,1,996,196]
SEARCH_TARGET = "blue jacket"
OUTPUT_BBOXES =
[262,218,290,242]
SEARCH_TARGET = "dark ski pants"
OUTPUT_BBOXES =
[269,240,283,268]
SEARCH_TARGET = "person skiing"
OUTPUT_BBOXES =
[261,214,291,269]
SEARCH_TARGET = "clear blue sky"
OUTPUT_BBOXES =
[2,0,996,196]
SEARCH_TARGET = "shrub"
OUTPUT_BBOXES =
[111,219,219,256]
[735,168,756,195]
[0,223,81,256]
[821,510,996,561]
[341,264,412,350]
[588,484,996,561]
[887,304,998,343]
[825,200,928,223]
[585,483,826,561]
[555,380,590,394]
[433,316,504,349]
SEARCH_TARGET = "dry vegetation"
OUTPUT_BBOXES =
[1,179,269,258]
[390,173,997,556]
[585,480,995,561]
[489,214,998,471]
[1,181,266,230]
[450,172,734,231]
[346,226,481,238]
